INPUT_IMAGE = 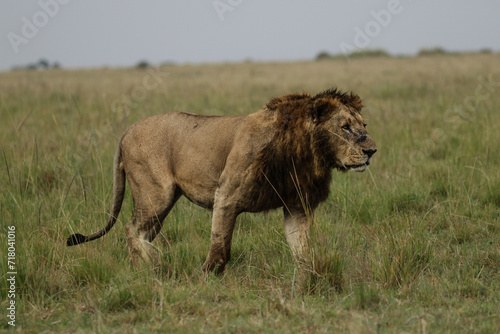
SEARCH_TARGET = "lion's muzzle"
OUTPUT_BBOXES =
[345,148,377,172]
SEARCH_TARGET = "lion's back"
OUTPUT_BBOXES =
[120,112,247,208]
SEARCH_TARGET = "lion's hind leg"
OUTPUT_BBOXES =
[125,222,156,269]
[125,178,180,271]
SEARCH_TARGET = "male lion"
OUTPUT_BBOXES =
[67,88,377,274]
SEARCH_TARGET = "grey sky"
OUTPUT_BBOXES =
[1,0,499,70]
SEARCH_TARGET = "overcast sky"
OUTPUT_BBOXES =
[1,0,499,70]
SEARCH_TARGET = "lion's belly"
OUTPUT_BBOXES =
[175,172,218,210]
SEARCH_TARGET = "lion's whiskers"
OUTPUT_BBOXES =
[327,130,365,155]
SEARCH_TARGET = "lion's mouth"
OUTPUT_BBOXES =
[346,163,367,172]
[345,156,372,171]
[341,155,374,172]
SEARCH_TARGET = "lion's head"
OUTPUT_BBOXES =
[310,89,377,172]
[266,88,377,174]
[255,88,377,209]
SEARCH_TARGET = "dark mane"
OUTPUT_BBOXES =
[314,88,364,111]
[263,88,363,130]
[265,93,312,131]
[265,92,312,111]
[249,91,340,210]
[249,88,364,210]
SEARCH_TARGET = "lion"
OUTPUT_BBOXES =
[67,88,377,274]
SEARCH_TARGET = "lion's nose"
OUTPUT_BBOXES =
[363,148,377,158]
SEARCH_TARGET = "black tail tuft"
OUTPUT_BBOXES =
[66,233,87,246]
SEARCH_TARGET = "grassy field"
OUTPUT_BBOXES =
[1,53,499,333]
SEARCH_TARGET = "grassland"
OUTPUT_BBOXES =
[1,53,499,333]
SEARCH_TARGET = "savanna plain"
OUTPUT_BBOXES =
[1,53,499,333]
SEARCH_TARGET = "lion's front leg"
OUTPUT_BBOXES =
[283,208,311,262]
[202,200,238,275]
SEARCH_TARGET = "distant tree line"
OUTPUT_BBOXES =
[316,47,494,60]
[9,48,495,71]
[135,60,150,69]
[12,58,60,70]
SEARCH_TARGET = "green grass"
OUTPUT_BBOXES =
[1,53,500,332]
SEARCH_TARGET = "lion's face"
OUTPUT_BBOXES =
[322,106,377,172]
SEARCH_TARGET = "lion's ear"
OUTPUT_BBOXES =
[310,97,338,123]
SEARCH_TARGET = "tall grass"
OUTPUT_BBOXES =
[370,223,432,287]
[1,53,499,332]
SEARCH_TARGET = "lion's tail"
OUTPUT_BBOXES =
[66,138,125,246]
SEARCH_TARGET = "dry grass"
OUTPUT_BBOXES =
[1,53,500,333]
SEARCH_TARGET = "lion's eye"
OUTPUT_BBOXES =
[341,124,351,132]
[363,123,367,128]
